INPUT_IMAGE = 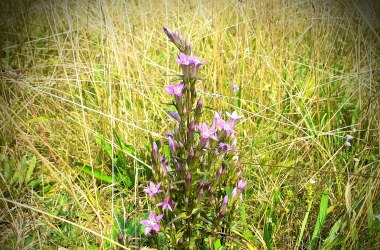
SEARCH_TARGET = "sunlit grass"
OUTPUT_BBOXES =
[1,0,379,249]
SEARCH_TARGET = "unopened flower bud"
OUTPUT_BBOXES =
[196,97,202,111]
[168,111,181,122]
[176,162,182,172]
[198,188,204,198]
[186,172,191,183]
[168,136,176,155]
[152,142,159,164]
[237,180,247,191]
[178,237,184,245]
[189,148,195,159]
[231,187,238,198]
[195,97,202,119]
[163,26,175,40]
[222,195,229,206]
[216,166,223,178]
[188,122,195,132]
[199,180,205,188]
[185,38,191,54]
[118,233,123,242]
[177,31,183,43]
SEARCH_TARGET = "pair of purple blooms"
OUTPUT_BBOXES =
[141,179,247,235]
[141,181,174,235]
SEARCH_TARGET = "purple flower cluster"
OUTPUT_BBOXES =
[140,27,247,246]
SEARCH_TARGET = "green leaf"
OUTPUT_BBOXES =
[264,190,280,250]
[113,130,135,155]
[95,135,113,158]
[25,156,36,184]
[310,189,329,250]
[74,162,113,183]
[321,219,342,249]
[214,238,222,250]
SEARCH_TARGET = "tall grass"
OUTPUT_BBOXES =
[1,0,379,249]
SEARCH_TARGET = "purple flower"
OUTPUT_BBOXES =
[167,82,185,97]
[176,52,191,66]
[143,181,163,197]
[157,195,174,211]
[217,119,236,135]
[197,123,218,140]
[226,111,243,123]
[188,55,205,67]
[140,211,164,235]
[218,142,232,154]
[176,52,205,77]
[232,84,239,93]
[237,180,247,191]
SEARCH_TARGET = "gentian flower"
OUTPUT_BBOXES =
[140,211,164,235]
[197,123,218,140]
[157,195,174,211]
[176,52,191,66]
[226,111,243,124]
[176,52,205,77]
[167,82,185,97]
[144,181,163,197]
[217,119,236,135]
[232,84,239,93]
[218,142,232,154]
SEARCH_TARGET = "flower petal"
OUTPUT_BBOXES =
[152,224,160,232]
[140,219,149,226]
[149,211,155,220]
[144,227,152,235]
[156,214,164,221]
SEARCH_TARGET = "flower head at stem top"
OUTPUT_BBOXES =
[176,52,191,66]
[176,52,205,77]
[140,211,164,235]
[167,82,185,97]
[157,195,174,211]
[143,181,163,197]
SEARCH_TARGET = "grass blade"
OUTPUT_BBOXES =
[310,189,329,250]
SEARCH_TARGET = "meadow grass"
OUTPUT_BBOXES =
[1,0,379,249]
